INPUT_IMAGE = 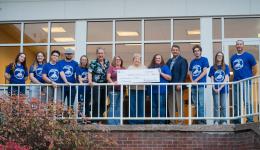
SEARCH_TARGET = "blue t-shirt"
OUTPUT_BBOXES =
[76,66,90,94]
[59,60,78,83]
[42,62,63,83]
[189,57,209,83]
[208,64,230,94]
[5,63,28,84]
[29,64,44,83]
[150,65,172,94]
[230,52,257,81]
[76,66,89,83]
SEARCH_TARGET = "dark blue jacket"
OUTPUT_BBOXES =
[166,55,188,89]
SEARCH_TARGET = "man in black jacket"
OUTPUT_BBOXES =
[166,45,188,124]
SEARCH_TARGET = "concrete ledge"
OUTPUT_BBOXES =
[79,123,260,133]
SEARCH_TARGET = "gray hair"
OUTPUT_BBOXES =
[96,47,105,54]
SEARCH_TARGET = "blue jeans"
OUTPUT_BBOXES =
[191,86,205,124]
[129,90,144,124]
[78,86,91,117]
[213,92,227,124]
[233,81,253,124]
[108,91,121,125]
[151,93,166,124]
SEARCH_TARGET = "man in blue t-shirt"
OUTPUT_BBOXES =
[58,48,79,108]
[230,40,258,123]
[42,50,69,103]
[189,45,209,124]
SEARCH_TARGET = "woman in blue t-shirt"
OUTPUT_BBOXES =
[5,53,28,96]
[208,51,230,125]
[29,52,46,101]
[76,55,91,118]
[148,54,172,124]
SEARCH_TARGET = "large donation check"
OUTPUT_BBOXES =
[117,68,160,83]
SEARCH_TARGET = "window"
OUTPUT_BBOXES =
[213,18,221,40]
[87,22,112,42]
[24,46,47,67]
[116,44,141,67]
[224,18,260,38]
[144,43,171,66]
[145,20,171,41]
[116,21,141,41]
[51,22,75,43]
[86,45,112,62]
[0,46,20,84]
[0,24,21,44]
[24,23,48,43]
[173,19,200,40]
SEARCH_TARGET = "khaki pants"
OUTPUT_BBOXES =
[168,89,183,123]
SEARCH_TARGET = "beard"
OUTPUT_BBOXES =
[66,57,72,60]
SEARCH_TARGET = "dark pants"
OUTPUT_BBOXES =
[63,86,76,108]
[8,85,26,96]
[92,86,107,121]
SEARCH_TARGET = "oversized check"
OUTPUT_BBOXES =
[117,68,160,83]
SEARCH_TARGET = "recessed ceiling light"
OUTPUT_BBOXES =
[187,30,200,35]
[42,27,66,33]
[117,31,139,36]
[53,37,75,42]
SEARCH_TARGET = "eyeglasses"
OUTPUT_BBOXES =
[217,55,223,57]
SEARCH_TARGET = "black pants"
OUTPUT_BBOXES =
[63,86,76,108]
[92,86,106,120]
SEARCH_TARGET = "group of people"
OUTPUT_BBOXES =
[4,40,258,125]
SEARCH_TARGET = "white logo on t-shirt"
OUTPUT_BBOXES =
[192,65,202,77]
[36,67,43,77]
[63,65,74,77]
[233,59,244,70]
[14,68,25,80]
[214,70,225,82]
[48,69,59,81]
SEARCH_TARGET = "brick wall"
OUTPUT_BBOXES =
[97,131,258,150]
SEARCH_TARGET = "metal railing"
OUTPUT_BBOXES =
[0,75,259,125]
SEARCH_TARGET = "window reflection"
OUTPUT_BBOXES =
[116,44,141,67]
[213,18,221,40]
[116,21,141,41]
[173,19,200,40]
[0,24,21,44]
[87,22,112,42]
[145,20,170,41]
[51,22,75,43]
[225,18,260,38]
[0,46,20,84]
[86,45,112,62]
[24,23,48,43]
[213,42,222,58]
[144,43,171,66]
[24,46,47,68]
